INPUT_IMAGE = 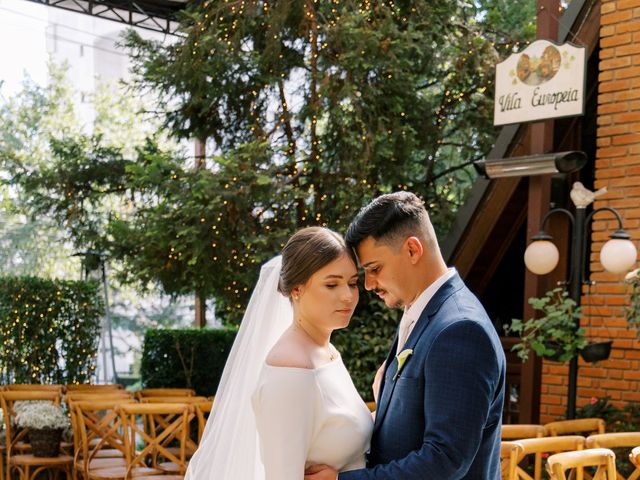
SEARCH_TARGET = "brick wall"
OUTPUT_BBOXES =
[539,0,640,423]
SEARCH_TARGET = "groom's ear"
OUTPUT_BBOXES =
[404,236,424,264]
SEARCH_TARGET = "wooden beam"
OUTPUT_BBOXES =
[519,0,560,424]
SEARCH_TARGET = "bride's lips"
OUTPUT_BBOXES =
[335,309,352,315]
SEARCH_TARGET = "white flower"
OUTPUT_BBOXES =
[393,349,413,381]
[14,402,70,430]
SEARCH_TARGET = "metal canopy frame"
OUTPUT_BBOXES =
[23,0,188,35]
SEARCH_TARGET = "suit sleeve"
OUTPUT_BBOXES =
[252,369,319,480]
[339,320,502,480]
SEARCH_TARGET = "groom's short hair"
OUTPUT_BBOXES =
[345,191,437,252]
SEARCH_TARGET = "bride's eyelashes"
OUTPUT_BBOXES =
[325,282,359,289]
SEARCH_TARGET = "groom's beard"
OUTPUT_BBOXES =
[374,289,404,309]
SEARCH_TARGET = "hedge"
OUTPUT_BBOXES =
[140,328,237,397]
[0,276,103,384]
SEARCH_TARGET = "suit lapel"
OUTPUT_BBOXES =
[376,331,398,402]
[373,350,399,432]
[372,273,465,433]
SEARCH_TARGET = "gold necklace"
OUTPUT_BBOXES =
[296,320,335,361]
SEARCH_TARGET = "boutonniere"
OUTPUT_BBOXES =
[393,348,413,380]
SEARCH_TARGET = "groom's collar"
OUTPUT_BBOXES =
[403,267,457,323]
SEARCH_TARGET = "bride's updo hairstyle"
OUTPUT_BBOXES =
[278,227,353,298]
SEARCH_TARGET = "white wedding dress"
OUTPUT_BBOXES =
[185,256,373,480]
[252,357,373,479]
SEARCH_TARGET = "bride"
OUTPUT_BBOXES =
[185,227,373,479]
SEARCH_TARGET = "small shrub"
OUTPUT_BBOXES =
[140,328,237,397]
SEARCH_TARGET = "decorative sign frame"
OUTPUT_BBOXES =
[494,40,586,126]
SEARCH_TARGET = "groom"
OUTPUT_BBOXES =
[306,191,505,479]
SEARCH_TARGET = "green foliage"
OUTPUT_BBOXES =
[13,136,132,251]
[116,0,516,318]
[333,296,399,400]
[0,63,84,277]
[505,287,587,363]
[624,268,640,338]
[0,276,103,384]
[140,328,237,396]
[474,0,536,48]
[107,141,293,314]
[123,0,499,208]
[2,3,538,323]
[0,62,169,279]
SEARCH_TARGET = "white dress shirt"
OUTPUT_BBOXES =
[396,268,456,353]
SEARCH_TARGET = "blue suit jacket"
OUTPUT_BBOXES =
[340,273,505,480]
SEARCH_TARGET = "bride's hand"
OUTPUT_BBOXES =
[372,362,385,404]
[304,464,337,479]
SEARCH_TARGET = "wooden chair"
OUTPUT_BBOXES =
[194,401,213,443]
[547,448,616,480]
[66,384,124,393]
[502,424,547,440]
[137,398,208,461]
[72,399,139,480]
[138,396,208,404]
[586,433,640,480]
[545,418,606,437]
[4,385,64,393]
[65,392,133,406]
[119,403,192,479]
[0,390,73,480]
[511,435,586,480]
[134,389,195,400]
[2,386,74,457]
[501,441,524,480]
[66,392,134,447]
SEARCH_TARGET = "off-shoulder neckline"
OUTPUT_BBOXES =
[263,354,342,372]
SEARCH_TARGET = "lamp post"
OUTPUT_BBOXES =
[73,250,118,384]
[523,182,637,418]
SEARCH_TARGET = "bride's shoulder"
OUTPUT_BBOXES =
[265,330,314,370]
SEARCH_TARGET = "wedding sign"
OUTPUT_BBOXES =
[494,40,586,126]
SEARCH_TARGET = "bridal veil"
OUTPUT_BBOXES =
[185,256,292,480]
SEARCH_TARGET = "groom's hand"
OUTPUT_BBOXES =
[304,464,338,480]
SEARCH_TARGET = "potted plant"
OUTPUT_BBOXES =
[505,287,589,363]
[625,267,640,338]
[579,339,613,363]
[14,401,70,457]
